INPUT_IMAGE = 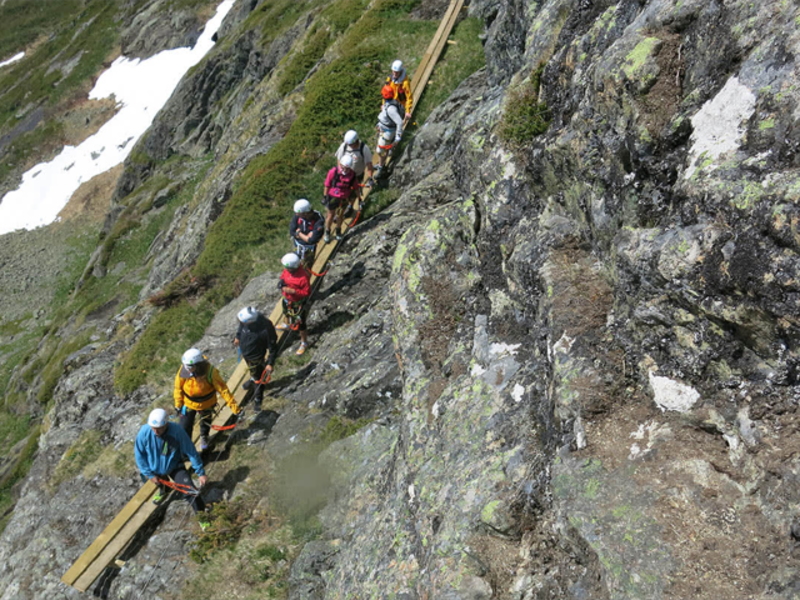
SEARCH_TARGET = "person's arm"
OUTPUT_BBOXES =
[289,214,299,239]
[363,145,374,179]
[323,168,335,197]
[265,319,277,368]
[307,217,324,243]
[403,79,413,114]
[391,106,404,139]
[213,368,240,414]
[173,371,185,412]
[135,431,155,480]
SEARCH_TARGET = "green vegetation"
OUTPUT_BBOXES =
[50,429,104,488]
[498,64,551,145]
[276,28,333,96]
[413,17,486,123]
[0,425,40,534]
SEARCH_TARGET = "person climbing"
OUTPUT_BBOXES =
[335,130,374,184]
[233,306,277,412]
[289,198,324,266]
[386,59,413,127]
[174,348,240,451]
[375,83,405,177]
[135,408,209,528]
[277,252,311,355]
[322,153,359,242]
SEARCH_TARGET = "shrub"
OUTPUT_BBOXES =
[498,64,551,145]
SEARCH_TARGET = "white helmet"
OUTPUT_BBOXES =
[237,306,258,324]
[294,198,312,213]
[340,154,354,169]
[344,130,359,144]
[391,59,403,72]
[181,347,205,366]
[281,252,301,269]
[148,408,168,428]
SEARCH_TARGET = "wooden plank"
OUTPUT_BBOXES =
[73,497,162,592]
[61,0,466,588]
[61,481,158,587]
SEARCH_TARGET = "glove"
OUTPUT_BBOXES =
[366,178,375,188]
[175,407,182,418]
[395,134,402,143]
[277,279,286,289]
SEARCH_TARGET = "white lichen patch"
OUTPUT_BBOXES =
[628,420,672,460]
[684,76,756,180]
[489,342,521,357]
[552,332,575,355]
[512,383,525,403]
[649,373,700,412]
[470,363,487,377]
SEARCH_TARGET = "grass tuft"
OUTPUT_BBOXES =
[498,64,551,145]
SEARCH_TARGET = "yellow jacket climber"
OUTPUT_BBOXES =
[174,348,239,450]
[386,59,413,122]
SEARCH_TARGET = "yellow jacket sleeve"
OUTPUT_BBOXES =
[212,368,239,414]
[174,369,185,410]
[402,79,413,113]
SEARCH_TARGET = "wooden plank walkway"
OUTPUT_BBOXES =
[61,0,465,591]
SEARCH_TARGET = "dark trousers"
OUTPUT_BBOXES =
[142,467,206,513]
[246,359,266,402]
[179,406,214,440]
[165,466,205,513]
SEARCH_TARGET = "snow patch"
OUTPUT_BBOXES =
[0,51,24,69]
[684,76,756,180]
[511,383,525,403]
[649,372,700,412]
[0,0,235,235]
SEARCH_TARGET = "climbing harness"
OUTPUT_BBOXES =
[282,299,306,331]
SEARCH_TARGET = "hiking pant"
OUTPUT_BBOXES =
[245,359,266,402]
[179,406,214,440]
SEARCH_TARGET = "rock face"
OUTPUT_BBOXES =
[3,0,800,598]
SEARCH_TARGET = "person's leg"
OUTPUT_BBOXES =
[170,467,205,513]
[199,408,214,440]
[248,360,266,410]
[296,312,308,354]
[179,408,196,439]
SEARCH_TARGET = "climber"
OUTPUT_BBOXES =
[375,84,405,177]
[277,252,311,355]
[135,408,209,526]
[322,153,359,242]
[233,306,277,412]
[174,348,241,451]
[289,198,324,266]
[386,59,413,127]
[335,130,374,184]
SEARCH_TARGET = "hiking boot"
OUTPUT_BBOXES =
[324,231,331,243]
[253,398,262,412]
[200,436,209,451]
[152,490,166,505]
[295,342,308,356]
[335,229,344,241]
[242,379,254,391]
